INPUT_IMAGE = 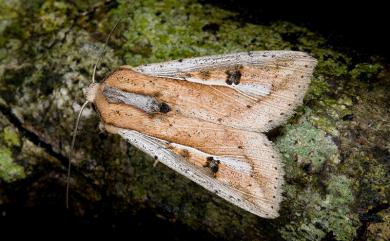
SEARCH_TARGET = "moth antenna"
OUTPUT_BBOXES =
[66,100,89,209]
[67,18,123,209]
[92,18,123,83]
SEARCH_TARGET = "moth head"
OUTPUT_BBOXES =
[83,83,99,103]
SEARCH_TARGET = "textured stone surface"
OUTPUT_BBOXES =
[0,0,388,240]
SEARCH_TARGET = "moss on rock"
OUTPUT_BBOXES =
[0,117,25,182]
[0,146,25,182]
[2,126,21,147]
[0,0,389,240]
[280,175,359,241]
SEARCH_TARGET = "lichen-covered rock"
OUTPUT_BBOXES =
[0,0,388,240]
[0,123,25,183]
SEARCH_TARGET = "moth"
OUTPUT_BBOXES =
[73,50,317,219]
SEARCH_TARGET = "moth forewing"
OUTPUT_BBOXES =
[135,51,317,132]
[86,51,317,218]
[104,126,283,218]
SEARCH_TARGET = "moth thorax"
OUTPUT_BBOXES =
[83,83,99,103]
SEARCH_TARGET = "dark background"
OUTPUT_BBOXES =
[205,0,390,60]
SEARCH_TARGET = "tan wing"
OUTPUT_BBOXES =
[109,127,283,218]
[133,51,317,132]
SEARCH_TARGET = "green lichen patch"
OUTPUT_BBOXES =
[39,1,75,32]
[0,119,24,182]
[275,113,360,240]
[115,0,292,66]
[0,147,25,182]
[1,126,21,147]
[280,175,359,241]
[367,208,390,241]
[276,116,339,175]
[350,63,383,82]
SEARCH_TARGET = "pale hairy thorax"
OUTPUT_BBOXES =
[83,51,317,218]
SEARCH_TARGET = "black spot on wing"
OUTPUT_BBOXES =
[204,156,220,177]
[225,66,243,85]
[209,159,220,173]
[159,102,171,113]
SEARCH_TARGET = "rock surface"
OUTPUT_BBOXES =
[0,0,388,240]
